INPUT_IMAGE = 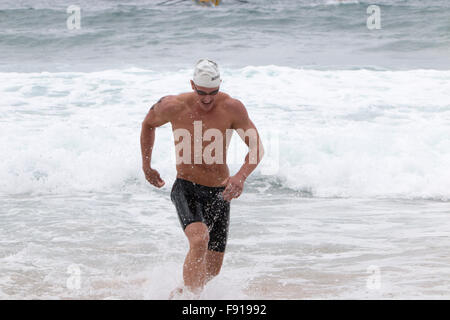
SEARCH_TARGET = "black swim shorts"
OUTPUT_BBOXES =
[170,178,230,253]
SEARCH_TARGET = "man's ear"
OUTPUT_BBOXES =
[190,80,195,90]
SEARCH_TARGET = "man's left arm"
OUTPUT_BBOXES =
[222,99,264,201]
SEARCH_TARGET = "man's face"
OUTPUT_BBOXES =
[190,80,220,112]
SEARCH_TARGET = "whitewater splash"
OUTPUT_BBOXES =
[1,66,450,200]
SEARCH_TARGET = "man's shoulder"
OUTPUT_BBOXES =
[158,94,187,116]
[222,94,247,116]
[221,93,243,108]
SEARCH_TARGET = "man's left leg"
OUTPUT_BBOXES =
[202,185,230,285]
[205,249,224,283]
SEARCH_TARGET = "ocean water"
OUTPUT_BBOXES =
[1,0,449,299]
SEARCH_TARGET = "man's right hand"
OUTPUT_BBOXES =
[143,167,165,188]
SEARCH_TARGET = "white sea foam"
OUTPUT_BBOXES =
[1,193,449,299]
[1,66,449,199]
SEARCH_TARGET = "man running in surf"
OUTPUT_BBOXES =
[140,59,264,297]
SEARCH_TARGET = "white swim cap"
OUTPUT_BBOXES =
[193,58,221,88]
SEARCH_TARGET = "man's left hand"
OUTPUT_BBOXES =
[221,173,246,202]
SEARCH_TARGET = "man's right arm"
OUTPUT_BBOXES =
[140,95,175,187]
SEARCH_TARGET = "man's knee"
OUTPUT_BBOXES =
[185,222,209,251]
[189,234,209,251]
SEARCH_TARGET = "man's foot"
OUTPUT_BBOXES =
[168,285,202,300]
[168,286,183,300]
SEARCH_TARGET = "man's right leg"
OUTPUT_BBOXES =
[183,221,210,293]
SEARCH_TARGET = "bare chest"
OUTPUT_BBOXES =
[170,107,232,137]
